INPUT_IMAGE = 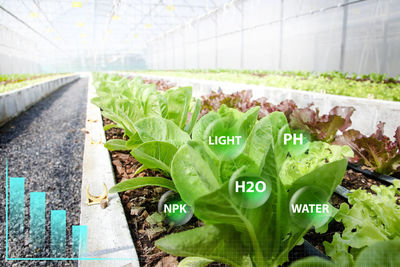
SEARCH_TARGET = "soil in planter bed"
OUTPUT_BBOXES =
[341,169,383,193]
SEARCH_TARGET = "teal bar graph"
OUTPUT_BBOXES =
[51,210,66,256]
[30,192,46,250]
[72,225,88,257]
[5,160,137,261]
[9,177,25,238]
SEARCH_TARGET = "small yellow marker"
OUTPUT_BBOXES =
[72,1,82,8]
[145,24,152,29]
[86,183,108,206]
[112,15,120,21]
[166,5,175,12]
[30,12,38,18]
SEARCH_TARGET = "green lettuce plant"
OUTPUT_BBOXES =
[154,112,347,267]
[290,240,400,267]
[92,73,201,175]
[280,141,353,187]
[323,180,400,267]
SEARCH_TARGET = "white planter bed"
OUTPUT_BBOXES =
[79,74,139,267]
[0,75,79,126]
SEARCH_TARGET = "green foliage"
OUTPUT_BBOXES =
[324,180,400,266]
[291,240,400,267]
[92,73,201,174]
[139,70,400,102]
[178,257,213,267]
[109,176,176,193]
[157,111,348,267]
[280,141,353,186]
[100,74,356,266]
[131,141,178,174]
[0,73,64,93]
[104,139,129,151]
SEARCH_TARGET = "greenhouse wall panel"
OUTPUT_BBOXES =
[147,0,400,75]
[283,0,339,17]
[216,33,241,69]
[216,5,241,36]
[343,0,387,74]
[242,26,280,70]
[242,0,280,28]
[198,39,217,69]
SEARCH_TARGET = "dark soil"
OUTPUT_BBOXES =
[341,169,382,193]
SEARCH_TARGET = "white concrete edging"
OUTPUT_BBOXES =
[133,73,400,137]
[79,74,139,267]
[0,75,80,126]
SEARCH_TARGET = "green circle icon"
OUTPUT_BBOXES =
[205,118,245,160]
[158,191,193,226]
[289,186,333,228]
[284,130,311,156]
[229,176,271,209]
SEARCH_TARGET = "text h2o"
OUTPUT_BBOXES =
[235,181,266,193]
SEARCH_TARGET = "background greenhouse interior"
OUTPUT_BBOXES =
[1,0,400,73]
[1,0,400,267]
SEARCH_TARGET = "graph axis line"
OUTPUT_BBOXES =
[4,160,139,262]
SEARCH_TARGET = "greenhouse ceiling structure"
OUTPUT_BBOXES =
[0,0,231,72]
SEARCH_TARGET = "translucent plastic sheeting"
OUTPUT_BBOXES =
[147,0,400,76]
[0,0,231,73]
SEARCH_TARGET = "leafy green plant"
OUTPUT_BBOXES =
[290,240,400,267]
[108,102,349,266]
[322,180,400,267]
[92,73,201,174]
[280,141,353,187]
[154,112,348,267]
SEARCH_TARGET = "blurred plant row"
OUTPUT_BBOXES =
[139,69,400,102]
[0,73,62,93]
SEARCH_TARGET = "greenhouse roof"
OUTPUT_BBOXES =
[0,0,230,61]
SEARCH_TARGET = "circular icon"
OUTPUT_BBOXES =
[205,118,245,160]
[289,186,333,228]
[158,190,193,226]
[229,175,271,209]
[284,130,311,156]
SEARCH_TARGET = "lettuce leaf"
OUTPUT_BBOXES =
[335,123,400,175]
[324,180,400,265]
[280,141,353,186]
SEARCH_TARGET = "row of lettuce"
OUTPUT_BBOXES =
[137,69,400,102]
[92,73,400,267]
[0,73,63,93]
[199,89,400,176]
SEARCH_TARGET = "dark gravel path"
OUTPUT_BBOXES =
[0,77,88,266]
